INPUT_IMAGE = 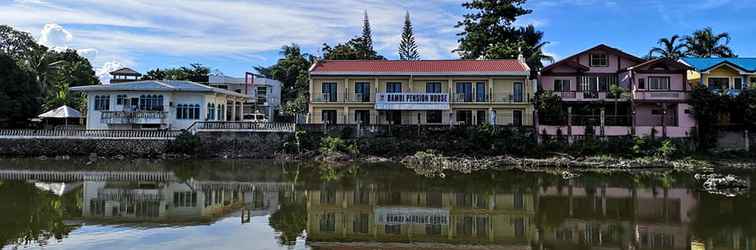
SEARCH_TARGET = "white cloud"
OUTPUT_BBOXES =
[38,23,72,50]
[96,61,126,85]
[3,0,463,62]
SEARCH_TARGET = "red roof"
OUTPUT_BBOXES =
[310,60,528,75]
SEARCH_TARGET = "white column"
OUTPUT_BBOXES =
[230,101,236,121]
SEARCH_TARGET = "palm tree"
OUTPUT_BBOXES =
[609,84,626,116]
[684,27,735,58]
[649,35,686,60]
[518,25,555,76]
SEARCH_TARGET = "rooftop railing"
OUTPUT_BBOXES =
[0,129,181,140]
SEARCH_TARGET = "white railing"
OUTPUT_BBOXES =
[633,91,689,100]
[193,121,295,133]
[101,111,168,124]
[375,92,450,110]
[0,129,181,140]
[377,93,449,103]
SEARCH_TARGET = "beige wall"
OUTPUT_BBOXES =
[309,75,533,125]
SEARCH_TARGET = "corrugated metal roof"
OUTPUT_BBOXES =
[70,80,248,98]
[681,57,756,72]
[310,60,528,76]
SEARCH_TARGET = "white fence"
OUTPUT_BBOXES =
[192,122,296,133]
[0,129,181,140]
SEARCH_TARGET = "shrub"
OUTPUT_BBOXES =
[167,131,201,155]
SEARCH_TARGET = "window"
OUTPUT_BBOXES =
[554,79,571,92]
[321,82,338,102]
[513,82,524,102]
[638,78,646,89]
[354,82,370,102]
[708,78,729,90]
[456,110,472,125]
[207,103,215,120]
[176,104,200,120]
[353,214,369,234]
[386,82,402,93]
[513,110,523,126]
[355,110,370,124]
[322,110,337,124]
[455,82,473,102]
[649,77,670,90]
[139,95,164,111]
[476,110,487,125]
[734,77,744,89]
[94,95,110,111]
[590,53,609,67]
[116,95,126,105]
[256,86,267,104]
[319,213,336,232]
[475,82,486,102]
[580,76,617,92]
[426,82,442,93]
[426,110,442,124]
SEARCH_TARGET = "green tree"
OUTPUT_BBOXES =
[517,25,554,75]
[609,84,626,116]
[0,54,42,126]
[684,27,735,58]
[254,44,315,114]
[398,11,420,60]
[322,11,384,60]
[649,35,686,60]
[454,0,532,59]
[0,25,41,61]
[142,68,167,80]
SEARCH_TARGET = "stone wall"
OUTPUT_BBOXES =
[196,131,290,159]
[0,131,293,159]
[0,139,168,158]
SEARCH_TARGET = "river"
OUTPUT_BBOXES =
[0,159,752,250]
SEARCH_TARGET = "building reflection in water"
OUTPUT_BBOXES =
[1,166,755,250]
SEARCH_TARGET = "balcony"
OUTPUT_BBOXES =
[375,92,450,110]
[554,91,628,101]
[101,111,168,125]
[633,91,689,101]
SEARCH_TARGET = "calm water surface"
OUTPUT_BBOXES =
[0,159,754,250]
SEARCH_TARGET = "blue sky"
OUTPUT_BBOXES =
[2,0,755,83]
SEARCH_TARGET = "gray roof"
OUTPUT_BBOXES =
[110,67,141,76]
[70,80,249,98]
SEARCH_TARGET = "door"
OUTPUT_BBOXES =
[512,110,523,126]
[322,110,337,124]
[476,110,487,125]
[322,83,338,102]
[513,82,524,102]
[387,111,402,125]
[456,82,472,102]
[129,98,139,111]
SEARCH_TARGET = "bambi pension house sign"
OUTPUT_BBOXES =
[375,207,449,225]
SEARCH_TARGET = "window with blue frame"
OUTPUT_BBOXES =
[354,82,370,102]
[476,82,486,102]
[321,82,338,102]
[386,82,402,93]
[426,82,442,93]
[455,82,472,102]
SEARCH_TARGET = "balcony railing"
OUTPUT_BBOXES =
[375,93,450,110]
[101,111,167,125]
[633,91,689,101]
[492,92,528,103]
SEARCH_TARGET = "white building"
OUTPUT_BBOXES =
[71,80,249,130]
[208,73,282,119]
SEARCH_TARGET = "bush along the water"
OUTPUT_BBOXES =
[167,131,201,155]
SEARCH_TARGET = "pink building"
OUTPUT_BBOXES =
[537,44,696,138]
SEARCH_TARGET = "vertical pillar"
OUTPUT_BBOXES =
[600,107,606,138]
[230,101,236,121]
[567,107,573,144]
[343,78,349,102]
[238,100,244,120]
[661,103,667,138]
[745,129,750,152]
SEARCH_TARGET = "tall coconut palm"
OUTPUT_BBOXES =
[649,35,686,60]
[683,27,735,58]
[518,25,555,76]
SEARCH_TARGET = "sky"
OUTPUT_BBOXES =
[2,0,756,83]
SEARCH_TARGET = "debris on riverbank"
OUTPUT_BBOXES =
[399,151,717,177]
[695,173,751,197]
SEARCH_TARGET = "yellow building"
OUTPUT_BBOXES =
[308,59,534,126]
[680,57,756,91]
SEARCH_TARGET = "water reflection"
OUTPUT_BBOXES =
[0,160,754,250]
